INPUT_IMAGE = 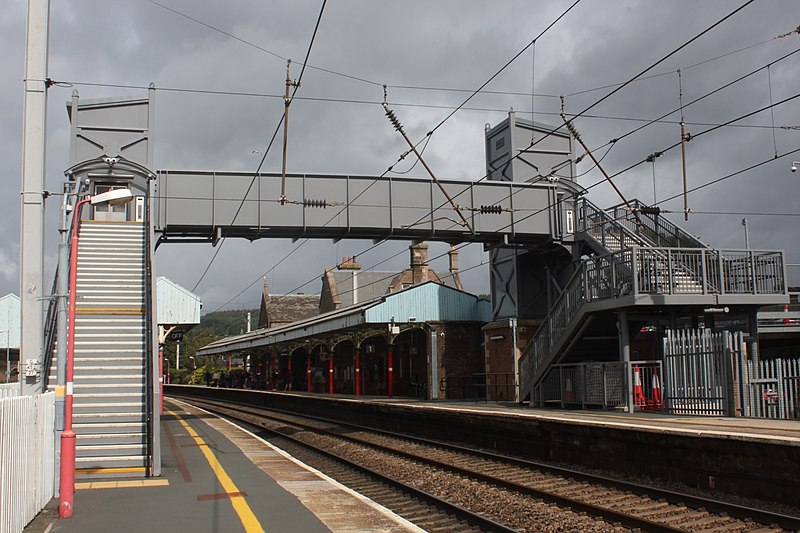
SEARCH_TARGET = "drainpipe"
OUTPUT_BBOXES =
[510,318,519,403]
[53,182,73,497]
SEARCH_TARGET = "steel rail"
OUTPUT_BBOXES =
[176,393,800,532]
[181,397,681,532]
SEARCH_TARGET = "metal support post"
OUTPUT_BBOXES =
[354,347,361,396]
[387,345,394,398]
[53,184,73,497]
[510,318,519,403]
[618,311,633,413]
[328,350,334,394]
[20,0,51,395]
[306,354,311,392]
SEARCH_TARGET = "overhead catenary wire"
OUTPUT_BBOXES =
[191,0,780,312]
[392,0,762,238]
[213,139,800,317]
[192,0,328,291]
[143,0,380,87]
[426,0,582,138]
[201,1,774,310]
[167,82,799,294]
[403,44,800,237]
[143,0,796,107]
[53,63,800,133]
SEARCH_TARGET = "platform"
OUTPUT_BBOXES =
[28,398,420,533]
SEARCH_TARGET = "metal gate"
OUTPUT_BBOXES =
[746,357,800,419]
[662,329,739,416]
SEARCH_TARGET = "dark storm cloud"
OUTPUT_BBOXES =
[2,0,798,308]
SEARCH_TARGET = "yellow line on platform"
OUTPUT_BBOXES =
[76,308,144,315]
[76,479,170,490]
[166,407,265,533]
[76,467,146,475]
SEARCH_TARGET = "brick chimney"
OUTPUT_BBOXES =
[448,246,464,291]
[410,242,429,284]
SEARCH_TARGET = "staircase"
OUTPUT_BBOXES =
[72,220,151,477]
[518,198,787,403]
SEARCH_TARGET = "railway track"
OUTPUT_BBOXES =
[176,396,799,532]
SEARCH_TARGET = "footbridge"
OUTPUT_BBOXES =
[153,169,582,247]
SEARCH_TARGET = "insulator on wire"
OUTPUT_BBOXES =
[479,204,503,215]
[303,198,328,208]
[383,104,404,133]
[638,206,661,216]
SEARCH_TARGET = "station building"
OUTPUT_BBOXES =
[198,243,491,399]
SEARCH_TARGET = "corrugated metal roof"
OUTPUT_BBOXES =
[198,281,488,356]
[156,277,201,326]
[365,282,490,323]
[0,294,20,349]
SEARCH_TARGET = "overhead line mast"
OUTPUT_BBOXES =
[280,60,300,206]
[678,69,691,221]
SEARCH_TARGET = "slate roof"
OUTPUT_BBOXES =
[263,294,320,327]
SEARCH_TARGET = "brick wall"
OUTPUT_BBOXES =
[482,320,540,401]
[428,323,484,399]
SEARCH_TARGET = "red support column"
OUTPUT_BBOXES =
[306,354,312,392]
[388,345,394,398]
[355,348,361,396]
[60,197,91,518]
[329,352,334,394]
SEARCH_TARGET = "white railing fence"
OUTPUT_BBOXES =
[0,384,19,399]
[0,391,55,533]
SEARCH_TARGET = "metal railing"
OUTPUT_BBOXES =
[538,362,627,409]
[607,199,708,249]
[0,391,55,533]
[440,373,515,402]
[747,357,800,419]
[578,198,648,252]
[520,246,786,400]
[144,197,155,477]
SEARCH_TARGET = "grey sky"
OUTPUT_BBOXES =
[2,0,799,312]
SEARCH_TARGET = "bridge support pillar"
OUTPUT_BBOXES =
[618,311,633,413]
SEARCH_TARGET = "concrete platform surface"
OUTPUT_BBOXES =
[27,398,420,533]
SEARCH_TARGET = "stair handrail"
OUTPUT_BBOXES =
[520,246,786,399]
[579,198,713,293]
[520,247,636,395]
[42,220,76,389]
[578,198,652,251]
[608,199,708,249]
[144,195,155,477]
[41,271,60,388]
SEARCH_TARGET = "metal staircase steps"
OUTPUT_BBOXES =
[71,221,149,475]
[518,198,786,403]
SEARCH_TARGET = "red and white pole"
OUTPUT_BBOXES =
[387,346,394,398]
[328,352,334,394]
[306,354,312,392]
[354,348,361,396]
[59,198,90,518]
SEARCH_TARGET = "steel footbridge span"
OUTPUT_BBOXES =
[153,169,582,247]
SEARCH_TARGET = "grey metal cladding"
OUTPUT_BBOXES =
[155,171,574,245]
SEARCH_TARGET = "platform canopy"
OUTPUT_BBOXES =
[198,281,490,356]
